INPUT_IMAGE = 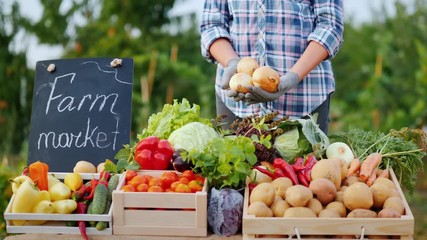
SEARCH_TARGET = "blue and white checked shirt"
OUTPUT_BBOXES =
[200,0,344,119]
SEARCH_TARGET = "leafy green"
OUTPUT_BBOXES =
[275,115,330,161]
[187,136,259,190]
[168,122,220,153]
[139,98,212,140]
[329,128,426,194]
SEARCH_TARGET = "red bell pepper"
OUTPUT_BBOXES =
[134,136,174,170]
[83,179,98,201]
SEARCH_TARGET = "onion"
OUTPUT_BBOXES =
[229,73,253,93]
[326,142,355,164]
[237,57,259,76]
[252,66,280,93]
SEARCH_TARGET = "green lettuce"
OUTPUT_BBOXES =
[168,122,220,153]
[139,98,211,140]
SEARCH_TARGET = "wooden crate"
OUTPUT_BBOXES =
[4,172,114,235]
[242,169,414,240]
[112,170,207,237]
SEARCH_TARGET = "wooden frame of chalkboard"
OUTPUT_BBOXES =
[27,58,134,172]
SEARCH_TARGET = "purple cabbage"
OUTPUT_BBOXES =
[207,187,244,237]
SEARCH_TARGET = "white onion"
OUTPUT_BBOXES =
[326,142,354,164]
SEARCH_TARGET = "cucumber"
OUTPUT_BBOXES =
[91,184,108,215]
[107,174,120,202]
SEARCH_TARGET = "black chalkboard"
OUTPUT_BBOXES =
[27,58,133,172]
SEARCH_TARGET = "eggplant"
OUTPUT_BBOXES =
[171,149,194,172]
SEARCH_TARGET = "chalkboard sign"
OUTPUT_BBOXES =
[27,58,133,172]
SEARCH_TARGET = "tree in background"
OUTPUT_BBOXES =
[331,0,427,132]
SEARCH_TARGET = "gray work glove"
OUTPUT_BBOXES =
[245,71,299,105]
[222,58,245,101]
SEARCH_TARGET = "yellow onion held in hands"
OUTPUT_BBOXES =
[252,66,280,93]
[229,73,253,93]
[237,57,259,76]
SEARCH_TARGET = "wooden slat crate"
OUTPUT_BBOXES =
[4,172,114,235]
[242,169,414,240]
[112,170,207,237]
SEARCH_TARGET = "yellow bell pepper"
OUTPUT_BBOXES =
[64,172,83,191]
[49,181,71,201]
[48,174,61,190]
[38,190,51,202]
[52,199,77,214]
[11,179,41,226]
[9,175,31,194]
[29,200,55,225]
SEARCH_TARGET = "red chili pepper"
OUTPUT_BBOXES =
[248,182,257,195]
[274,168,287,178]
[77,201,89,240]
[22,167,29,176]
[273,158,299,185]
[134,136,174,170]
[71,184,88,201]
[253,166,276,180]
[292,157,306,172]
[302,155,317,182]
[297,172,309,187]
[97,171,110,187]
[83,179,98,201]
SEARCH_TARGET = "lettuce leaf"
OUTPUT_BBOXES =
[139,98,211,140]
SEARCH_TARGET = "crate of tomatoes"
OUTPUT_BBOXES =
[112,169,207,237]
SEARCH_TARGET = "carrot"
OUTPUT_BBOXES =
[346,158,361,177]
[359,152,382,181]
[366,168,377,186]
[377,168,390,179]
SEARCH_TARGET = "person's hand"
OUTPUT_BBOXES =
[221,58,243,101]
[245,71,299,105]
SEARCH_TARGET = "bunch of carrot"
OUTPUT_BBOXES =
[346,152,389,186]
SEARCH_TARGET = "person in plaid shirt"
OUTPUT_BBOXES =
[200,0,344,134]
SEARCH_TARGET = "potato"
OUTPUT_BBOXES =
[309,178,337,205]
[307,198,323,216]
[311,159,342,190]
[339,186,348,192]
[73,160,97,173]
[326,201,347,217]
[285,185,313,207]
[383,197,405,215]
[343,182,373,210]
[347,209,377,218]
[370,182,391,208]
[373,177,396,190]
[270,200,290,217]
[284,207,317,218]
[377,208,402,218]
[271,177,293,199]
[250,182,275,206]
[389,189,401,198]
[329,157,349,180]
[248,201,273,217]
[341,176,361,186]
[335,191,344,202]
[318,209,341,218]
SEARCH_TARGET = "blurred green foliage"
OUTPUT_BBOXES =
[0,0,426,238]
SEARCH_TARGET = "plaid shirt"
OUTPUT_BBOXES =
[200,0,344,119]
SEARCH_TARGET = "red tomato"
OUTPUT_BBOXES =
[194,175,205,185]
[175,183,191,193]
[129,175,148,188]
[160,172,180,189]
[188,180,203,193]
[179,177,190,185]
[125,170,137,182]
[136,183,149,192]
[170,181,181,192]
[148,185,164,192]
[121,184,136,192]
[181,170,195,181]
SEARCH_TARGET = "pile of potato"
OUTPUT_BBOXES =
[248,158,405,219]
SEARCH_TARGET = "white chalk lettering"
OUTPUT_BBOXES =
[37,117,119,150]
[45,72,119,115]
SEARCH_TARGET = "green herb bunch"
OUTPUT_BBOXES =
[187,135,260,190]
[330,128,426,194]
